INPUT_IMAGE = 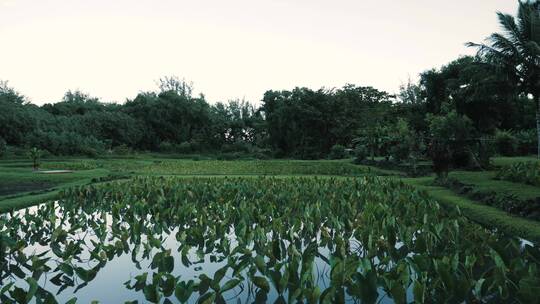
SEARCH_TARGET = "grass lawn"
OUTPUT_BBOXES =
[448,170,540,200]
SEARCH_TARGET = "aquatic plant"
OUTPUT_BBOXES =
[1,176,539,303]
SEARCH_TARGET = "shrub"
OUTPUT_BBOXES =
[353,145,368,164]
[177,142,193,154]
[353,124,390,160]
[252,148,272,160]
[25,131,106,156]
[112,144,132,156]
[216,152,243,161]
[158,141,175,153]
[221,142,252,153]
[496,161,540,186]
[494,130,517,156]
[426,111,474,179]
[388,119,413,162]
[329,144,347,159]
[296,146,323,160]
[27,147,42,170]
[471,137,495,169]
[515,129,536,156]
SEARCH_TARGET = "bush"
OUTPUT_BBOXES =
[496,161,540,186]
[216,152,243,161]
[112,144,132,156]
[221,142,252,153]
[329,144,347,159]
[0,137,6,157]
[427,111,475,179]
[353,145,368,164]
[515,129,536,156]
[25,131,106,157]
[158,141,175,153]
[251,148,272,160]
[389,144,410,162]
[471,137,495,169]
[177,142,193,154]
[494,130,517,156]
[388,119,414,162]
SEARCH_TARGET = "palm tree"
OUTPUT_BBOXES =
[28,147,42,171]
[467,1,540,157]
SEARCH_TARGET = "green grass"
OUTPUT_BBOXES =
[40,158,368,176]
[492,156,538,167]
[0,158,370,211]
[401,176,540,243]
[0,159,113,212]
[448,170,540,200]
[0,176,109,213]
[3,155,540,243]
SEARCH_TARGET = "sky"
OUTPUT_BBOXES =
[0,0,518,105]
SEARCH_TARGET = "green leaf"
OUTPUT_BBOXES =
[59,263,74,276]
[66,298,78,304]
[474,278,485,298]
[160,274,176,297]
[220,279,242,293]
[25,277,38,303]
[413,281,425,303]
[252,276,270,293]
[212,266,228,286]
[197,292,216,304]
[175,280,194,303]
[161,255,174,273]
[143,283,160,303]
[9,287,27,304]
[389,285,406,304]
[254,255,266,274]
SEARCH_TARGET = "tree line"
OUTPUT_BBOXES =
[0,1,538,167]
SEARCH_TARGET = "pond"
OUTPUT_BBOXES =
[1,176,539,303]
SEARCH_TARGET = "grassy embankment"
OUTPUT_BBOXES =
[398,156,540,243]
[0,157,367,212]
[2,155,540,243]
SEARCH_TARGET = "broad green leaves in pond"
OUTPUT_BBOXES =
[1,176,540,303]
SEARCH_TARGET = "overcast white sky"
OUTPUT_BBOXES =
[0,0,518,105]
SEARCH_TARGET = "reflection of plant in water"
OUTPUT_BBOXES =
[1,177,540,303]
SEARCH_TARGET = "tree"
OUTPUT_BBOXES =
[426,111,475,181]
[157,76,193,98]
[467,1,540,157]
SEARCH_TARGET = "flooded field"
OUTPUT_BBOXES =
[1,176,539,303]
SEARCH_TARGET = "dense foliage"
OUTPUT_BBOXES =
[1,176,540,303]
[0,52,536,161]
[496,161,540,187]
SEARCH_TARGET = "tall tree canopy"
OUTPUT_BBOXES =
[467,0,540,156]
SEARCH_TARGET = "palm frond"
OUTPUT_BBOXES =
[487,33,521,57]
[497,11,524,46]
[517,2,533,39]
[467,1,540,94]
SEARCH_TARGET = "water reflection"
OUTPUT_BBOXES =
[1,177,538,303]
[1,200,405,303]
